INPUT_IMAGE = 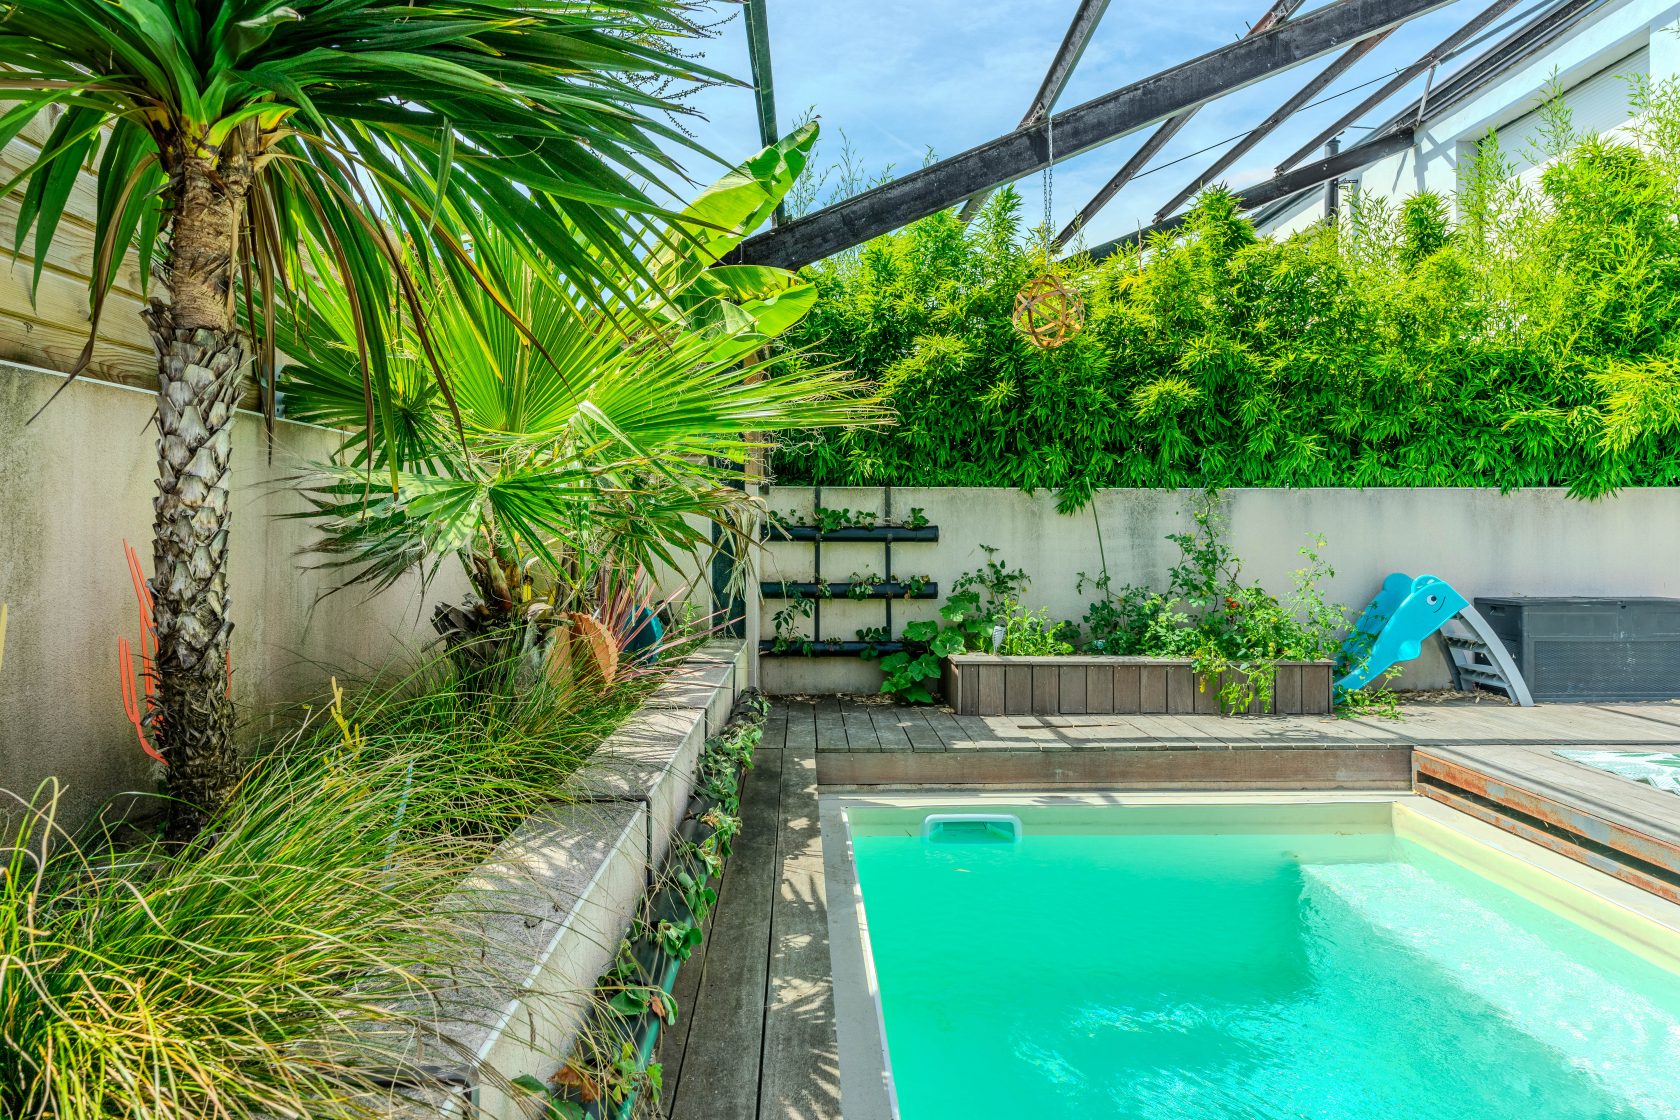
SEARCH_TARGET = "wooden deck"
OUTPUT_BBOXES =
[772,696,1680,790]
[662,696,1680,1119]
[769,696,1680,752]
[659,735,841,1120]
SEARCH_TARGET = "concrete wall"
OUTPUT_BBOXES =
[756,486,1680,695]
[418,642,746,1119]
[0,361,467,826]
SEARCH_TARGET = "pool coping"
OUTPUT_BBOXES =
[820,789,1680,1120]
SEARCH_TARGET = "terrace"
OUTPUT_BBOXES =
[4,1,1680,1119]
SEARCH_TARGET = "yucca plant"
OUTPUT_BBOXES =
[0,0,723,837]
[279,124,879,670]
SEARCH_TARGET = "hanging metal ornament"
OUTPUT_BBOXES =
[1013,274,1084,349]
[1012,113,1085,350]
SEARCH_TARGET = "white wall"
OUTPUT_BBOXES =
[756,486,1680,695]
[1261,0,1679,236]
[0,362,467,827]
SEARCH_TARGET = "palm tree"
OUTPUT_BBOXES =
[279,124,880,665]
[0,0,722,837]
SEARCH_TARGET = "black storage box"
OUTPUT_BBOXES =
[1474,597,1680,702]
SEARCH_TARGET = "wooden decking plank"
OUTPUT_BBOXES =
[1365,706,1519,745]
[866,706,915,752]
[1488,705,1666,744]
[1471,705,1600,743]
[1419,741,1680,849]
[1284,714,1403,746]
[973,714,1056,747]
[1110,714,1190,743]
[1597,704,1680,732]
[841,701,885,752]
[1053,719,1146,742]
[1070,713,1183,746]
[797,698,1680,756]
[1470,704,1644,743]
[782,700,818,751]
[761,704,790,751]
[1134,713,1220,742]
[1540,705,1680,743]
[1496,708,1608,744]
[666,749,784,1120]
[949,713,1021,750]
[922,707,968,748]
[1243,715,1364,745]
[760,743,841,1120]
[812,697,849,752]
[902,707,949,752]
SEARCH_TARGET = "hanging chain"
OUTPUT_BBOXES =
[1041,113,1055,259]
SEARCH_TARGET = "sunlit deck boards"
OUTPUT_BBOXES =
[756,697,1680,789]
[660,736,841,1120]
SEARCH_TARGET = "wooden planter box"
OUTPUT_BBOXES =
[942,654,1334,717]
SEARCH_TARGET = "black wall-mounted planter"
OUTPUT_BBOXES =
[758,639,911,658]
[761,580,937,601]
[764,524,939,543]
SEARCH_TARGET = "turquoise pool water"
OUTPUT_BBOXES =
[847,809,1680,1119]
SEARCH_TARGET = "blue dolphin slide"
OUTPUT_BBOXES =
[1334,573,1468,693]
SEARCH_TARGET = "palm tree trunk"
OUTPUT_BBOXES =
[150,151,251,839]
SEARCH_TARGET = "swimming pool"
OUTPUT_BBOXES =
[834,797,1680,1120]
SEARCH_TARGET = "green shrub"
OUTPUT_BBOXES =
[772,77,1680,502]
[1080,496,1351,711]
[875,546,1031,701]
[0,657,653,1119]
[997,600,1075,656]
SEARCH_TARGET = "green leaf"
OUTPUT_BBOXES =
[657,120,818,270]
[902,619,940,642]
[929,630,967,657]
[608,990,649,1018]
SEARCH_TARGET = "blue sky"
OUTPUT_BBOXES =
[665,0,1531,247]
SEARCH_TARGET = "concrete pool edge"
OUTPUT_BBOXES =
[822,789,1680,1120]
[821,792,900,1120]
[1395,796,1680,972]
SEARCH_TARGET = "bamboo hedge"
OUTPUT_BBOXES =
[772,79,1680,508]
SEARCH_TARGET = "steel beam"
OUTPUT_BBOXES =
[1246,0,1594,230]
[1053,0,1305,249]
[1083,127,1414,258]
[725,0,1463,269]
[742,0,778,148]
[1152,29,1394,222]
[1371,0,1604,134]
[1272,0,1524,172]
[742,0,782,224]
[961,0,1113,220]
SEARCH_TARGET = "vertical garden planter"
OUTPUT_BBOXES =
[942,654,1334,716]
